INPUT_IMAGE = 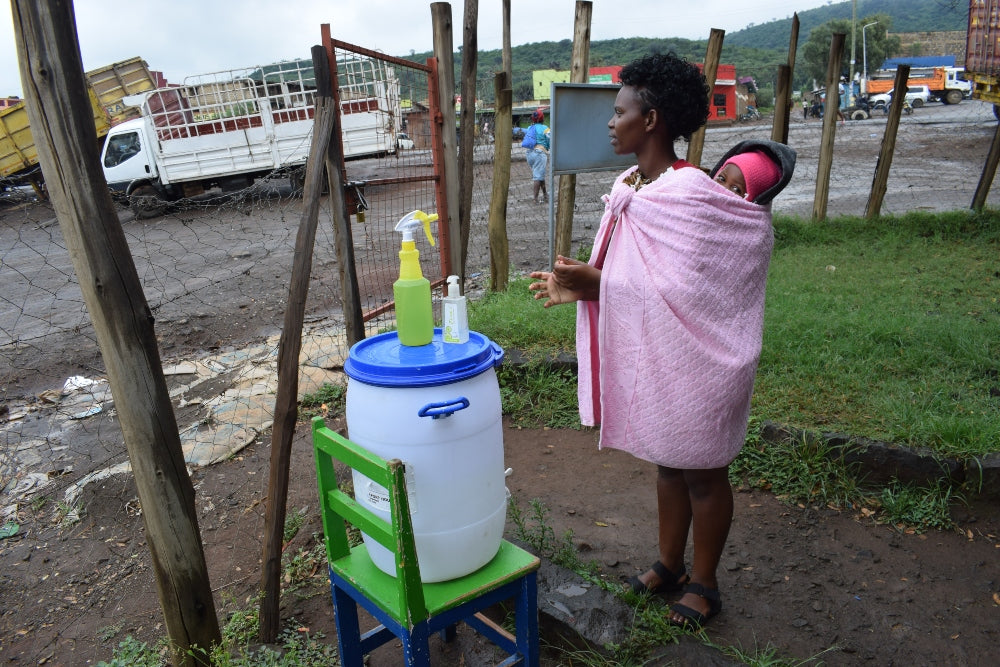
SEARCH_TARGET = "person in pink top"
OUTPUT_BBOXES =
[530,52,795,629]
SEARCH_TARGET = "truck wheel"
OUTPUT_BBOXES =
[851,109,869,121]
[944,90,963,105]
[130,185,166,219]
[289,167,305,193]
[994,104,1000,121]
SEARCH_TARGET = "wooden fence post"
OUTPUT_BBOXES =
[432,2,461,281]
[687,28,725,167]
[553,0,592,261]
[489,72,512,292]
[457,0,479,283]
[867,65,910,218]
[813,32,846,222]
[11,2,220,663]
[321,26,366,346]
[771,64,792,144]
[258,46,338,643]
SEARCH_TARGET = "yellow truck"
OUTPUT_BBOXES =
[967,0,1000,119]
[0,56,155,192]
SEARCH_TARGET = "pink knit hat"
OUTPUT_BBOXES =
[721,150,781,202]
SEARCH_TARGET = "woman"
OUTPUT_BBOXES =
[522,108,550,203]
[529,52,795,628]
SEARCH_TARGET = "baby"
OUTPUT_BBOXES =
[712,148,783,202]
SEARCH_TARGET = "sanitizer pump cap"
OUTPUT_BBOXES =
[447,275,460,297]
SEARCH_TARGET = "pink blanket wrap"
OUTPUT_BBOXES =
[577,165,774,469]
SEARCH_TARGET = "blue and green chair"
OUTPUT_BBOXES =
[312,417,540,666]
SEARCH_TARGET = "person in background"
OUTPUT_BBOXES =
[528,50,795,630]
[522,108,550,203]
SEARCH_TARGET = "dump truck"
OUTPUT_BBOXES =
[864,66,972,104]
[0,57,155,193]
[102,55,402,217]
[966,0,1000,118]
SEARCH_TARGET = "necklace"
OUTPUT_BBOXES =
[624,170,652,191]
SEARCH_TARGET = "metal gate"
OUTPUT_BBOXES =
[321,30,451,336]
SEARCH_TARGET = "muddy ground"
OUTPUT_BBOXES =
[2,102,1000,665]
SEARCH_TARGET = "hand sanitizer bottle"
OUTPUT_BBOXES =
[442,275,469,344]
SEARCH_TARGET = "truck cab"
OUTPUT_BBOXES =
[101,119,155,194]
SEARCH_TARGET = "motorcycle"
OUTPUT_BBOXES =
[874,93,913,116]
[738,105,761,122]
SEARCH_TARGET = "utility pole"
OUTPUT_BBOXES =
[847,0,858,102]
[849,0,857,101]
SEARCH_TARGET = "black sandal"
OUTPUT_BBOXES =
[669,582,722,629]
[625,560,688,596]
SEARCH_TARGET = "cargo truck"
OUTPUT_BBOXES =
[864,66,972,104]
[966,0,1000,119]
[0,57,155,195]
[102,55,402,217]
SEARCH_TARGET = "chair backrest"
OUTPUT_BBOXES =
[312,416,427,624]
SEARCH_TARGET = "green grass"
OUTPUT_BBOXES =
[298,382,346,420]
[758,211,1000,458]
[470,211,1000,460]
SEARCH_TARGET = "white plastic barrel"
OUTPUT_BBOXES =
[343,329,506,582]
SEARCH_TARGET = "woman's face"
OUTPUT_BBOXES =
[608,85,649,155]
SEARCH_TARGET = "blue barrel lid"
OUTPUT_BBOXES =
[344,328,505,388]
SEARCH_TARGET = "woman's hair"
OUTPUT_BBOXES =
[619,52,710,142]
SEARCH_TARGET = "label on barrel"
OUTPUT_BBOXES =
[365,481,390,512]
[364,464,418,513]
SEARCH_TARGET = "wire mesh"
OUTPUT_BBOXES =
[3,60,1000,661]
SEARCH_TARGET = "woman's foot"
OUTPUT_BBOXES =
[669,582,722,628]
[625,561,688,596]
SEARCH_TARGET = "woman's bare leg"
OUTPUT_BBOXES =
[669,466,732,622]
[635,465,691,589]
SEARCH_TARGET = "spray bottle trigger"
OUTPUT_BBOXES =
[414,211,438,247]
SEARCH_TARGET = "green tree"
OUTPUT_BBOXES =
[799,14,900,85]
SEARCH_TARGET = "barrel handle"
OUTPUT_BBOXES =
[418,396,470,419]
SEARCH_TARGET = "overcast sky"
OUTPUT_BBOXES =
[1,0,832,98]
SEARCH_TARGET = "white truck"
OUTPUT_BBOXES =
[102,56,402,217]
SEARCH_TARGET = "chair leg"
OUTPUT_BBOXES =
[515,572,540,666]
[402,621,432,666]
[439,622,458,643]
[331,581,364,666]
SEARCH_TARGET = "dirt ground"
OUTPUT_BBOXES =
[3,102,1000,665]
[3,417,998,665]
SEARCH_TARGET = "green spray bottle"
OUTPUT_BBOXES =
[393,210,437,346]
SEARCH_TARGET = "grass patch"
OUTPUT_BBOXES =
[471,276,581,428]
[758,211,999,458]
[469,275,576,355]
[470,212,1000,460]
[298,382,346,420]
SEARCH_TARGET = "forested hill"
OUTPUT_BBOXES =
[399,0,970,102]
[725,0,968,49]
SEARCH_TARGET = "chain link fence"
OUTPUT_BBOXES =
[2,64,1000,660]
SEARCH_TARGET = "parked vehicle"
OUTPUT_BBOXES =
[102,56,402,217]
[0,57,154,194]
[846,94,877,120]
[864,66,972,104]
[737,105,761,122]
[966,0,1000,119]
[870,86,927,110]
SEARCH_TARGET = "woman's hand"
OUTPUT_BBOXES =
[551,256,600,298]
[528,270,579,308]
[529,257,601,307]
